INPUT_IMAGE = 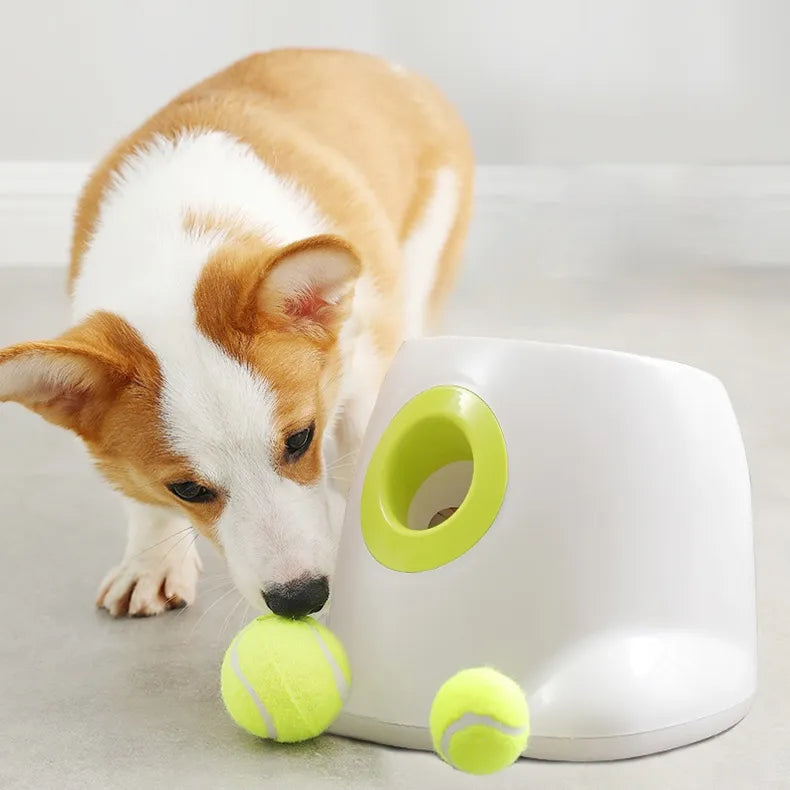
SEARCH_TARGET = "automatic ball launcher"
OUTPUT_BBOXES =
[221,336,757,771]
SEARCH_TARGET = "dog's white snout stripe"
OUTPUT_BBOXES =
[439,713,528,761]
[230,638,278,740]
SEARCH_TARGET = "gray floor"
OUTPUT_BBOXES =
[0,265,788,789]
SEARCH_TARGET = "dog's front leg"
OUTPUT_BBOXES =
[96,499,202,618]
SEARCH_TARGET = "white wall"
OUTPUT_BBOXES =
[0,0,258,161]
[1,0,789,164]
[2,1,790,270]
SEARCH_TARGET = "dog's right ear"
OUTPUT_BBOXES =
[253,235,362,342]
[0,337,130,439]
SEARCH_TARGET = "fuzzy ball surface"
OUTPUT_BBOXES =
[221,615,350,743]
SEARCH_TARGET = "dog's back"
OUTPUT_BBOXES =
[72,49,474,340]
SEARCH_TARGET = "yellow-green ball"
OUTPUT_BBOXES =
[430,667,530,775]
[220,614,350,743]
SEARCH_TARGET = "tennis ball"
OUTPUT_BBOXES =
[220,614,350,743]
[430,667,530,775]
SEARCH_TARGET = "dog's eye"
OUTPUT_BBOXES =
[167,481,216,503]
[284,424,315,460]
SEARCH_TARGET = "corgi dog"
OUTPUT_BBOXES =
[0,49,473,619]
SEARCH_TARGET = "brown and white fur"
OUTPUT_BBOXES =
[0,49,473,618]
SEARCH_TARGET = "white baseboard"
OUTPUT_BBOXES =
[0,162,91,267]
[470,165,790,274]
[2,162,790,269]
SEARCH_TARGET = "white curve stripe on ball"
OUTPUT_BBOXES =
[440,713,528,762]
[305,621,350,700]
[229,637,278,740]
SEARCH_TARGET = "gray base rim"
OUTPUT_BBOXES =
[328,696,754,762]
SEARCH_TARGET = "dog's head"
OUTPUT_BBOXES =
[0,234,360,616]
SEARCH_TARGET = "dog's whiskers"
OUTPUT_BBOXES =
[199,579,235,597]
[329,447,359,463]
[326,449,359,471]
[220,594,246,640]
[186,586,239,641]
[174,575,233,619]
[326,459,358,473]
[176,532,199,569]
[161,527,197,563]
[130,526,194,560]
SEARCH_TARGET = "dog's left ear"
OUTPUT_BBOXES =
[254,235,361,341]
[0,338,128,438]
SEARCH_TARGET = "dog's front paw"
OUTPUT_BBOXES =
[96,537,202,618]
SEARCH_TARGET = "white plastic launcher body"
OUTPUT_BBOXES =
[327,337,756,761]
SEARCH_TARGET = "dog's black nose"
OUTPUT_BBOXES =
[261,576,329,618]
